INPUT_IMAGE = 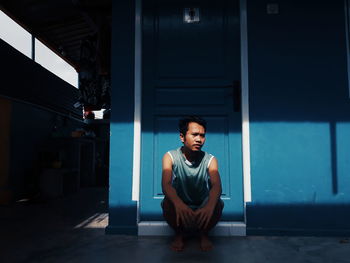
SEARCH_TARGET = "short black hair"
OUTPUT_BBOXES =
[178,116,207,136]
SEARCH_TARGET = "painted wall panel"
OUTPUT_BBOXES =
[250,122,334,203]
[335,122,350,197]
[107,0,137,235]
[247,0,350,234]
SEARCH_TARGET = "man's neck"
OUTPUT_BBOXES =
[181,146,202,163]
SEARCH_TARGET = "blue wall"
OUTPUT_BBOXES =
[105,0,350,235]
[106,0,137,235]
[246,0,350,235]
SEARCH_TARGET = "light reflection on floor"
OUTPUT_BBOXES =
[74,213,108,229]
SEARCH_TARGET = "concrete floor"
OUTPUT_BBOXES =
[1,188,350,263]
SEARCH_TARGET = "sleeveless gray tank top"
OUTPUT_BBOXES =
[168,147,214,209]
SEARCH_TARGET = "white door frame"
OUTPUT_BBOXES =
[132,0,251,236]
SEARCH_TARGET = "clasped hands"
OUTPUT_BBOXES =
[175,202,214,230]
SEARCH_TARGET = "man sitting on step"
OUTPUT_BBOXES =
[161,116,224,251]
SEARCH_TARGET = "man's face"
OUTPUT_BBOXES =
[180,122,206,151]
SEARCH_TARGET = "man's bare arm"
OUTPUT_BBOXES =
[161,153,194,226]
[195,157,222,229]
[206,157,222,208]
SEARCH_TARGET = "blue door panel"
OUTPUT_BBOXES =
[156,4,226,79]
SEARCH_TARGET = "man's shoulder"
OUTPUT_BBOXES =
[168,147,180,152]
[167,147,180,156]
[166,148,181,163]
[203,151,214,159]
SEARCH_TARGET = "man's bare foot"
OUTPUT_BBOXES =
[199,234,213,251]
[171,234,185,252]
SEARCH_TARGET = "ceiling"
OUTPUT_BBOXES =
[0,0,112,70]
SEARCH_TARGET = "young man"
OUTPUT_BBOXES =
[161,116,224,251]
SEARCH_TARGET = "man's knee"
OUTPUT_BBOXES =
[162,198,174,213]
[162,198,178,228]
[215,199,224,215]
[213,199,224,221]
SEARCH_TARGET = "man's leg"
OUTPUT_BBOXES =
[203,199,224,232]
[198,199,224,251]
[162,197,180,230]
[162,198,185,251]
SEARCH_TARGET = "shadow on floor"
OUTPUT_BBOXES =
[0,187,350,263]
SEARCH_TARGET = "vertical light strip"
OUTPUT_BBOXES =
[240,0,252,203]
[344,0,350,98]
[132,0,142,202]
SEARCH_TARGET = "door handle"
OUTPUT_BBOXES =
[233,80,241,112]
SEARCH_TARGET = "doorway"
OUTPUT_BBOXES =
[140,0,244,221]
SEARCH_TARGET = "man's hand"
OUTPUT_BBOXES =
[193,156,222,230]
[162,153,195,227]
[174,201,195,227]
[194,204,215,230]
